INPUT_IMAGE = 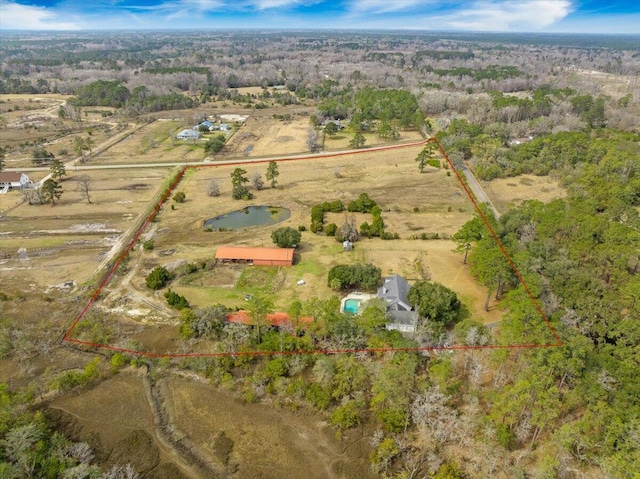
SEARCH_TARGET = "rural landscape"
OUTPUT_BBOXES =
[0,27,639,479]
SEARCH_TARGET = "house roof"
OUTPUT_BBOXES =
[377,274,412,312]
[215,246,294,263]
[177,128,201,137]
[0,172,24,183]
[227,310,313,327]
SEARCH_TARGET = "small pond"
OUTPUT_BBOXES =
[204,205,291,230]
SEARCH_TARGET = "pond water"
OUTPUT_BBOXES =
[204,205,291,230]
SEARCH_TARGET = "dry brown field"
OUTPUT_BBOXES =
[0,167,172,291]
[0,95,123,169]
[167,375,375,479]
[480,174,566,212]
[48,373,190,478]
[89,119,206,165]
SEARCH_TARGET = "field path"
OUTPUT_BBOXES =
[461,164,501,218]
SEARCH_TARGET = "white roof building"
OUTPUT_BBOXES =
[176,129,201,140]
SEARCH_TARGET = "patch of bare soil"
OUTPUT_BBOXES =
[482,174,566,211]
[166,376,376,479]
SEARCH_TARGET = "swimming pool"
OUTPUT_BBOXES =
[343,298,361,314]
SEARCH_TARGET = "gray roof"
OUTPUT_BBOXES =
[176,128,201,139]
[377,274,412,312]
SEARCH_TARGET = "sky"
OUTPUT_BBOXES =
[0,0,639,33]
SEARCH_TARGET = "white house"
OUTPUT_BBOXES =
[176,129,201,141]
[0,172,31,193]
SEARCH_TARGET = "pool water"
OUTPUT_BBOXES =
[204,205,291,230]
[343,299,361,314]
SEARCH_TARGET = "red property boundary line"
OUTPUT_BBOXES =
[62,138,562,357]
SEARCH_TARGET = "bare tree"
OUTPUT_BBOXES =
[252,172,264,191]
[307,128,319,152]
[206,178,220,197]
[75,175,93,204]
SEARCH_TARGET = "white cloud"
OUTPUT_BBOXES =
[247,0,324,10]
[442,0,572,31]
[348,0,426,14]
[0,1,82,30]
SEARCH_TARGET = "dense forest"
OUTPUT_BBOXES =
[1,30,639,478]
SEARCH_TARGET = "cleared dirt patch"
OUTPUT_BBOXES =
[481,174,566,211]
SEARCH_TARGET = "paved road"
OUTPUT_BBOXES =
[461,165,501,219]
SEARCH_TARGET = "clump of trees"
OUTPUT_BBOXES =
[310,200,345,233]
[271,227,301,248]
[204,134,226,154]
[328,263,381,290]
[347,192,377,213]
[408,281,461,327]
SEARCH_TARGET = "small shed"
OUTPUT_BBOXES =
[0,172,31,193]
[342,240,353,251]
[215,246,295,266]
[176,129,201,140]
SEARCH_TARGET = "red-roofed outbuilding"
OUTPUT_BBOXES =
[215,246,294,266]
[227,310,313,329]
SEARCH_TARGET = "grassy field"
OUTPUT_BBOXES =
[480,174,566,212]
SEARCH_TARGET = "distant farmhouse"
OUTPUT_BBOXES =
[194,120,216,131]
[377,274,418,333]
[0,172,31,194]
[176,128,201,141]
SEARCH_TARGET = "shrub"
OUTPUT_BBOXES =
[297,225,306,232]
[185,263,199,274]
[142,240,154,251]
[145,266,173,290]
[331,400,362,432]
[164,289,189,310]
[427,158,440,168]
[327,263,381,290]
[173,191,186,203]
[325,223,338,236]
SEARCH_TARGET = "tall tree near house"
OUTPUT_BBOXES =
[76,175,93,204]
[324,121,339,138]
[50,158,66,181]
[349,132,366,149]
[41,179,62,205]
[266,161,279,188]
[246,295,274,343]
[415,142,436,173]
